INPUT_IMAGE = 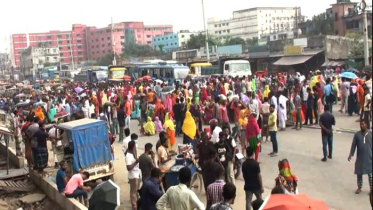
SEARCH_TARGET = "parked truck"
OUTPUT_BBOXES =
[200,56,252,77]
[74,69,108,83]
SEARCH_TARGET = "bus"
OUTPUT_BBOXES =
[59,70,80,82]
[41,66,59,82]
[138,64,189,84]
[108,65,126,81]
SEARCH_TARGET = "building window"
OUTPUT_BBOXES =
[175,43,177,45]
[78,46,82,49]
[57,35,62,38]
[120,36,124,39]
[227,30,230,33]
[181,35,185,38]
[77,34,81,36]
[78,51,82,55]
[61,58,64,61]
[59,47,62,50]
[215,24,217,27]
[335,30,338,35]
[106,29,110,33]
[147,41,151,44]
[101,38,104,41]
[171,43,173,46]
[108,43,111,46]
[92,46,94,49]
[58,41,62,44]
[67,40,70,43]
[77,40,81,43]
[107,37,110,40]
[166,37,168,39]
[67,46,70,49]
[60,53,63,56]
[335,13,338,21]
[102,44,105,47]
[91,32,94,35]
[147,35,151,38]
[96,45,99,48]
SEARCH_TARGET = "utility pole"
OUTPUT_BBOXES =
[68,33,75,70]
[201,0,210,61]
[361,0,369,65]
[111,17,117,65]
[56,36,62,71]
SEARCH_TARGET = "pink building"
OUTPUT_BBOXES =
[86,22,173,61]
[11,24,88,67]
[11,22,172,67]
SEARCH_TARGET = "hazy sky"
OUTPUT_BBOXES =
[0,0,349,52]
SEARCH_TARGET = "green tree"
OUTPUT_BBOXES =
[158,44,164,53]
[246,37,259,47]
[96,54,119,66]
[347,32,373,58]
[185,33,222,50]
[224,37,246,45]
[121,42,161,58]
[308,13,334,35]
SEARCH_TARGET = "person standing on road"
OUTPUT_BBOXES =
[140,168,164,210]
[339,77,350,113]
[242,147,263,210]
[156,167,205,210]
[323,78,335,113]
[304,87,314,126]
[348,120,372,194]
[293,91,302,130]
[139,143,155,182]
[117,104,126,142]
[206,165,226,209]
[210,183,236,210]
[126,140,140,210]
[268,104,278,156]
[319,104,335,162]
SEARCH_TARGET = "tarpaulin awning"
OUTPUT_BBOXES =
[273,55,313,66]
[321,60,346,67]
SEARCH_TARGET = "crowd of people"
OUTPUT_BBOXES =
[3,68,372,209]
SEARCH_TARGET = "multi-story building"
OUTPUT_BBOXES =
[330,0,372,37]
[11,22,172,67]
[151,30,193,52]
[208,7,302,41]
[86,22,172,60]
[20,46,60,79]
[11,24,87,67]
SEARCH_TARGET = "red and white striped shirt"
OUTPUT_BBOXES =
[206,179,225,208]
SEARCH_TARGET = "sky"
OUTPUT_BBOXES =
[0,0,349,53]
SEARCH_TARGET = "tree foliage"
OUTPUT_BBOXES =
[121,42,161,58]
[224,37,246,45]
[347,32,373,58]
[308,13,334,35]
[96,54,120,66]
[246,37,259,47]
[184,33,221,50]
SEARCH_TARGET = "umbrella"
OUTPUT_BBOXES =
[362,65,372,73]
[155,79,163,84]
[161,86,175,93]
[74,87,84,93]
[15,101,30,107]
[89,180,120,210]
[339,72,358,79]
[344,68,359,74]
[142,75,151,80]
[33,102,46,108]
[15,93,25,98]
[260,194,329,210]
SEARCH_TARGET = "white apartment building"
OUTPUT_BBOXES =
[20,47,60,78]
[208,7,301,41]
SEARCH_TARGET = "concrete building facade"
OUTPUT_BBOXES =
[151,30,193,52]
[208,7,302,41]
[20,47,60,79]
[86,22,173,60]
[11,22,172,67]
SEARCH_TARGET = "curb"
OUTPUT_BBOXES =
[301,125,358,134]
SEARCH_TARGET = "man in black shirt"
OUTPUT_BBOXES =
[202,145,221,191]
[304,87,314,125]
[117,104,126,142]
[242,147,263,210]
[196,131,215,167]
[33,122,50,175]
[319,104,336,162]
[173,97,186,137]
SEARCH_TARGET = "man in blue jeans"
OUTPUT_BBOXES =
[64,171,91,206]
[323,78,335,113]
[319,104,335,162]
[268,104,278,156]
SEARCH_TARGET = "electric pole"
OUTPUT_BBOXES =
[361,0,369,65]
[202,0,210,61]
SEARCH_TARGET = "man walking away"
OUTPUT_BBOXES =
[117,104,126,142]
[156,167,205,210]
[348,121,372,194]
[140,168,164,210]
[293,91,302,130]
[210,183,236,210]
[242,147,263,210]
[268,104,278,156]
[323,78,335,113]
[363,86,371,130]
[319,104,335,162]
[206,166,226,209]
[304,87,314,126]
[139,143,155,182]
[339,77,350,113]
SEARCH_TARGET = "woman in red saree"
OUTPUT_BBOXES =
[245,114,261,161]
[153,99,166,123]
[200,87,208,102]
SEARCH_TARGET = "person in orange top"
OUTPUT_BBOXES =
[153,99,166,123]
[147,89,155,104]
[35,106,45,122]
[357,80,365,113]
[92,94,99,115]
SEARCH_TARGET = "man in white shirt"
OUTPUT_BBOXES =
[122,128,131,152]
[156,167,205,210]
[210,119,222,144]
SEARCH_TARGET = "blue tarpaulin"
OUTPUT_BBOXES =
[59,119,112,172]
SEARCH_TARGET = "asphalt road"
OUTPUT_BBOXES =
[112,117,371,210]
